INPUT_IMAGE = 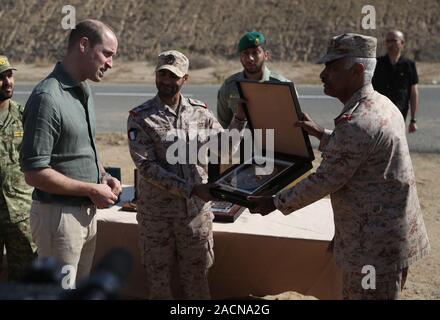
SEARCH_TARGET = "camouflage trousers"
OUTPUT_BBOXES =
[342,267,409,300]
[0,214,36,281]
[137,211,214,300]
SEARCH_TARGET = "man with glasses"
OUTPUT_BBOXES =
[372,30,420,133]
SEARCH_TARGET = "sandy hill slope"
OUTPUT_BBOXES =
[1,0,440,64]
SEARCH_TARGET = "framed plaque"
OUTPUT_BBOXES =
[211,80,314,208]
[215,156,292,195]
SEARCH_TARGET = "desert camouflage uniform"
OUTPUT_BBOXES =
[127,94,245,299]
[274,84,430,299]
[342,267,408,300]
[0,100,36,281]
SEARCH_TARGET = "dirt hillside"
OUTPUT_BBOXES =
[1,0,440,64]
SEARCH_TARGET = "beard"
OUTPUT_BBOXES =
[0,89,13,101]
[243,60,264,75]
[156,83,180,98]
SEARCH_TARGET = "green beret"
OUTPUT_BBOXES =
[237,31,266,53]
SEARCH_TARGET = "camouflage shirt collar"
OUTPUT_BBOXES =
[154,93,187,116]
[341,84,374,114]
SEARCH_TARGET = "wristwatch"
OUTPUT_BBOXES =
[410,119,417,123]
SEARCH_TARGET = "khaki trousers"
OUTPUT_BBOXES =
[29,201,97,285]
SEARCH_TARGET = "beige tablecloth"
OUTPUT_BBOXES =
[93,186,342,299]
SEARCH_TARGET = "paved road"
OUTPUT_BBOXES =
[14,83,440,152]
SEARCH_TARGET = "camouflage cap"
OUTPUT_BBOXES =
[317,33,377,64]
[155,50,189,78]
[237,31,266,53]
[0,55,17,74]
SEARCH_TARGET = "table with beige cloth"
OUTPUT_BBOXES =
[93,186,342,299]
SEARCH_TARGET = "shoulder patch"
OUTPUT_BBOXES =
[128,128,138,141]
[188,98,207,108]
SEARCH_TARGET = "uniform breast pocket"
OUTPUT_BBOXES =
[10,131,24,163]
[153,125,175,144]
[187,121,210,144]
[156,127,185,162]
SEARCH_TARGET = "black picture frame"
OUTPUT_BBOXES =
[210,80,314,208]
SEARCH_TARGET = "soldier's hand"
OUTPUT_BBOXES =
[102,175,122,196]
[296,113,324,140]
[191,183,217,202]
[246,195,276,216]
[409,122,417,134]
[88,184,118,209]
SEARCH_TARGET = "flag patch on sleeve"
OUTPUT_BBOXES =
[128,128,138,141]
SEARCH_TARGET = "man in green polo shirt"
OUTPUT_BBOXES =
[216,31,290,128]
[0,56,36,281]
[20,19,122,285]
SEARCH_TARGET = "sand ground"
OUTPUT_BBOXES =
[96,133,440,300]
[12,60,440,85]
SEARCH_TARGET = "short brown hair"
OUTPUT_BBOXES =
[68,19,113,50]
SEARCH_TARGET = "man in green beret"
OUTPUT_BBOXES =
[0,56,36,281]
[216,31,290,128]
